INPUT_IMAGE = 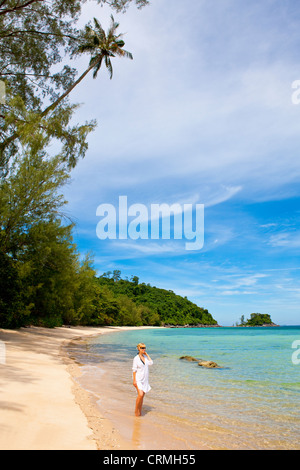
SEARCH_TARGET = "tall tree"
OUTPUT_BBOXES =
[41,15,133,117]
[0,0,145,171]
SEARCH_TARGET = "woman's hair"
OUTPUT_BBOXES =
[137,343,145,351]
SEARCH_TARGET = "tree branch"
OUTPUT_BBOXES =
[0,29,78,40]
[0,0,45,16]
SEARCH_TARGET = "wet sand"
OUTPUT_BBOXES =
[68,332,213,450]
[0,325,152,450]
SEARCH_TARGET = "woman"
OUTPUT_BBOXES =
[132,343,153,417]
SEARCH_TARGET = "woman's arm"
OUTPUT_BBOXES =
[133,371,138,388]
[132,356,138,388]
[144,351,153,364]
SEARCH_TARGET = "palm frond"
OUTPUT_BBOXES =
[93,35,100,46]
[104,56,113,80]
[92,57,103,78]
[93,18,103,33]
[116,39,125,48]
[107,15,120,40]
[110,14,120,31]
[123,50,133,60]
[76,14,132,82]
[93,18,106,42]
[78,43,95,54]
[89,54,101,66]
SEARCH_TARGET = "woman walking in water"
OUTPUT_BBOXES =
[132,343,153,417]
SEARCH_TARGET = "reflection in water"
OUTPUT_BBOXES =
[131,417,142,447]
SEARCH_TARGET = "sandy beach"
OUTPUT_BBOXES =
[0,325,150,450]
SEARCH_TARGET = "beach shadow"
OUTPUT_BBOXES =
[131,405,157,449]
[132,417,142,446]
[131,407,153,448]
[141,405,153,416]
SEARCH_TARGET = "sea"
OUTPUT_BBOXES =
[68,326,300,450]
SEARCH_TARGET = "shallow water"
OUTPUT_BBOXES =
[69,326,300,450]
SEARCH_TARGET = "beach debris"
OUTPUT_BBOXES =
[198,360,220,368]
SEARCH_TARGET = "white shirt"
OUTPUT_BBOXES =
[132,354,153,393]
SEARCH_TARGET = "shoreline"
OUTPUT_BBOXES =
[0,325,155,450]
[1,324,298,450]
[62,325,159,450]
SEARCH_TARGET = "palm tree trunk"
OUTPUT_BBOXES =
[0,57,101,157]
[41,58,100,117]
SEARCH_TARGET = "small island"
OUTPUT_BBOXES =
[236,313,279,327]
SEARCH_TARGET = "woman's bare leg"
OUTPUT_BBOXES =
[135,389,145,417]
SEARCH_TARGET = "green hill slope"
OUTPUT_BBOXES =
[96,273,218,327]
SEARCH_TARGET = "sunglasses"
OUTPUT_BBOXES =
[140,347,146,350]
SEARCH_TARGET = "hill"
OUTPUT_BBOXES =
[95,272,218,327]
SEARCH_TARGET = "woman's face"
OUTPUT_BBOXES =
[139,345,146,353]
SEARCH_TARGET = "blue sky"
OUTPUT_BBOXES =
[62,0,300,325]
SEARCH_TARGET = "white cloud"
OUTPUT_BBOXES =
[113,240,184,255]
[269,232,300,248]
[63,0,300,217]
[205,186,242,207]
[60,0,300,326]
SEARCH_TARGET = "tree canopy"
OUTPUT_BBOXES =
[97,272,218,326]
[237,313,275,327]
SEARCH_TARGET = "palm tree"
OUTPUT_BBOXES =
[41,15,133,117]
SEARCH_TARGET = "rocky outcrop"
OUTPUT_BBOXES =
[198,360,220,368]
[165,324,221,328]
[180,356,221,368]
[179,355,199,362]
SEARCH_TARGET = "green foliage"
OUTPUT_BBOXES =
[0,150,70,262]
[20,221,79,327]
[96,0,149,13]
[0,252,27,328]
[245,313,273,326]
[97,274,217,326]
[0,0,84,169]
[237,313,274,326]
[0,144,84,328]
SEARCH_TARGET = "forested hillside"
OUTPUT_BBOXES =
[0,260,217,328]
[96,271,218,327]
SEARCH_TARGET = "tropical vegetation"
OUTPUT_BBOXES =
[0,0,140,328]
[237,313,275,326]
[0,1,218,330]
[96,272,218,327]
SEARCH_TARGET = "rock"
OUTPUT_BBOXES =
[180,356,221,368]
[179,355,199,362]
[198,360,220,368]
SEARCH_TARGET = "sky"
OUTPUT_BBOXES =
[62,0,300,326]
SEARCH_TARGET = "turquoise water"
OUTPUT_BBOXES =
[71,326,300,450]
